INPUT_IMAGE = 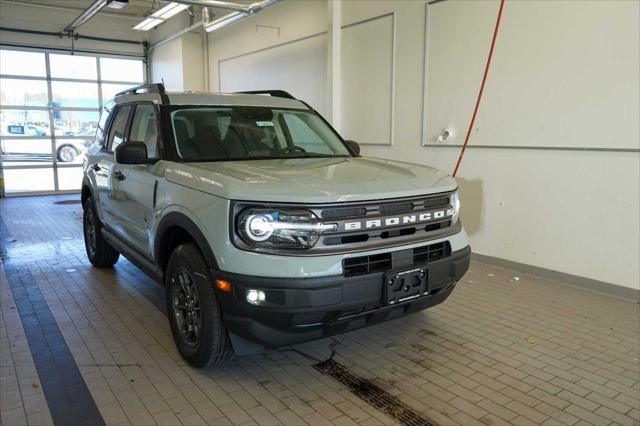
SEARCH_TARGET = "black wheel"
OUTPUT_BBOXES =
[83,196,120,267]
[57,145,78,162]
[166,243,233,368]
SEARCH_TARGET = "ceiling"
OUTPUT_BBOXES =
[3,0,159,18]
[0,0,253,20]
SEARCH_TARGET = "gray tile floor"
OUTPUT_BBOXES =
[0,194,638,426]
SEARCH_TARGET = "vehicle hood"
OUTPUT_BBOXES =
[165,157,457,203]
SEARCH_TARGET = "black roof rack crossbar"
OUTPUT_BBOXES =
[236,90,296,100]
[115,83,166,98]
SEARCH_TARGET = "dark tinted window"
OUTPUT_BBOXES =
[171,106,350,161]
[107,105,132,152]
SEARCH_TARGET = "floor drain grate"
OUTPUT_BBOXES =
[313,358,436,426]
[54,200,81,205]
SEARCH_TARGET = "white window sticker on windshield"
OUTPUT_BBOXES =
[255,121,274,127]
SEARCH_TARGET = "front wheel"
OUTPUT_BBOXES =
[166,243,233,368]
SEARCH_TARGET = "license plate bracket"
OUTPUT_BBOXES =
[384,267,427,305]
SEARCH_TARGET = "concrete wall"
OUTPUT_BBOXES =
[0,2,146,56]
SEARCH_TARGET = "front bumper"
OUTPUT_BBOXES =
[215,246,471,349]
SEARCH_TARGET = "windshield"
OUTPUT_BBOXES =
[170,106,351,161]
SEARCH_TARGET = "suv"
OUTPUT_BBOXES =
[81,84,470,368]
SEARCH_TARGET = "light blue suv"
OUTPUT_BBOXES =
[81,84,470,367]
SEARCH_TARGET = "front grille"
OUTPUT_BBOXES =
[343,253,393,277]
[413,241,451,263]
[343,241,451,277]
[314,192,456,252]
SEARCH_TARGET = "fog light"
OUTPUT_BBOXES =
[246,289,266,305]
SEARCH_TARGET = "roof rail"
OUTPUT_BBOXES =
[115,83,166,98]
[235,90,296,100]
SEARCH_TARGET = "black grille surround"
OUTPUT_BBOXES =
[230,191,460,255]
[343,241,452,277]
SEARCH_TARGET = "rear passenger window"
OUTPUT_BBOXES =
[129,104,159,159]
[107,105,132,152]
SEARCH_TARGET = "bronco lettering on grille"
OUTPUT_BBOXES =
[340,208,454,232]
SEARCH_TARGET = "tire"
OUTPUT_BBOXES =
[166,243,233,368]
[83,196,120,268]
[57,145,78,162]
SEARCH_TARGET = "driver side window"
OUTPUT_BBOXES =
[129,104,159,159]
[107,105,132,152]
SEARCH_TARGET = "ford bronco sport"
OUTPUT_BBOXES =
[81,84,470,367]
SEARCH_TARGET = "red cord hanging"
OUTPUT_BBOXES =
[452,0,506,177]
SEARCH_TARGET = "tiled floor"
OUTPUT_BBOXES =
[0,194,638,426]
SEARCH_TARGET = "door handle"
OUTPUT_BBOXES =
[113,171,125,181]
[91,164,101,171]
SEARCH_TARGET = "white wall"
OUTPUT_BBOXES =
[149,14,206,92]
[150,38,184,91]
[208,0,328,112]
[0,2,146,56]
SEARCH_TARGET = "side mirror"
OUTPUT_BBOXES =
[115,141,148,165]
[345,140,360,156]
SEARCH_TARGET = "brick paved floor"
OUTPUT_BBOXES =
[0,194,638,426]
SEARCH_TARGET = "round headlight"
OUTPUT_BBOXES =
[236,208,337,250]
[244,214,274,241]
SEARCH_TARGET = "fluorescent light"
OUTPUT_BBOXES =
[132,17,164,31]
[204,11,247,33]
[151,2,189,20]
[132,2,189,31]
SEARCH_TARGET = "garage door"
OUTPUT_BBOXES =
[0,47,145,196]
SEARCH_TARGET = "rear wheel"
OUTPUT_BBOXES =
[166,243,233,368]
[83,196,120,267]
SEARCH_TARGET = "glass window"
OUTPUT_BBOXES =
[49,54,97,80]
[130,104,158,158]
[0,78,49,106]
[53,110,99,137]
[0,110,50,136]
[100,58,143,83]
[171,106,350,161]
[57,166,83,190]
[107,105,132,152]
[51,81,99,108]
[4,168,55,193]
[101,83,133,102]
[56,138,90,164]
[0,50,46,77]
[283,113,333,155]
[0,138,53,166]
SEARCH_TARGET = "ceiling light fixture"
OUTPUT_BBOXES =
[106,0,129,9]
[132,2,189,31]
